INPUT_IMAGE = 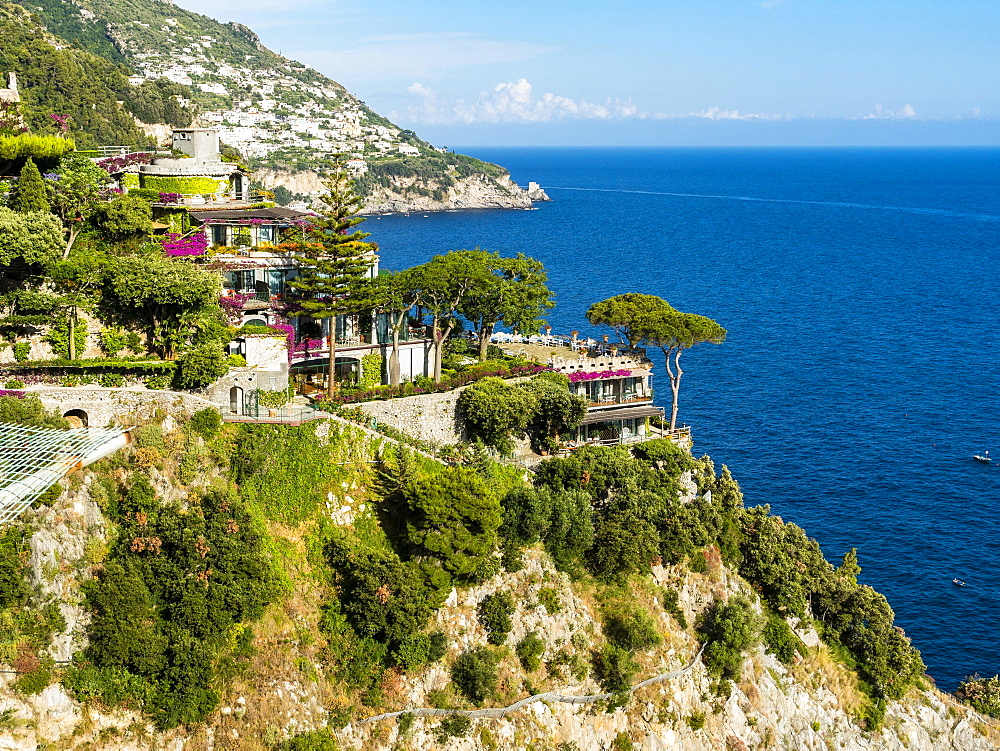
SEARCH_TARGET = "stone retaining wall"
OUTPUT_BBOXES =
[354,389,466,446]
[31,387,220,428]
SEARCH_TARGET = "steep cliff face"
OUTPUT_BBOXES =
[256,168,550,214]
[0,413,994,750]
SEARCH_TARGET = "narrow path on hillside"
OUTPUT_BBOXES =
[356,644,706,725]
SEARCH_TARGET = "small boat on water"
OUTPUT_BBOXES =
[952,578,966,587]
[974,450,991,463]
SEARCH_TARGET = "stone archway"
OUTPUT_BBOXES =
[63,409,88,428]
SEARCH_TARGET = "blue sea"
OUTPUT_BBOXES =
[365,147,1000,692]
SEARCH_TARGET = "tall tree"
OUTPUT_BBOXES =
[586,293,673,349]
[367,269,421,386]
[458,250,554,360]
[11,158,49,214]
[101,255,219,359]
[634,307,726,430]
[286,159,376,399]
[412,250,488,381]
[48,248,106,360]
[49,152,108,257]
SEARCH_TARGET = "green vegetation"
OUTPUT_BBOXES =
[477,591,515,645]
[588,293,726,430]
[516,632,546,672]
[450,646,499,705]
[73,481,278,728]
[11,158,49,213]
[457,372,587,455]
[958,675,1000,718]
[287,160,376,400]
[0,1,187,151]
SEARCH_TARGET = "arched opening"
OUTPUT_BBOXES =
[229,386,244,415]
[63,409,89,428]
[244,318,267,328]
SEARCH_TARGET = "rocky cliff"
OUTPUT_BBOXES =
[0,409,994,750]
[255,168,549,214]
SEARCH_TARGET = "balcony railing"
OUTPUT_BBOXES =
[586,392,653,407]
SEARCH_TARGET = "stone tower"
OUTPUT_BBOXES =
[0,72,20,104]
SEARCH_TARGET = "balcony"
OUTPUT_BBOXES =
[586,391,653,408]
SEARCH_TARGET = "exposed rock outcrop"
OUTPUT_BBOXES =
[255,168,549,214]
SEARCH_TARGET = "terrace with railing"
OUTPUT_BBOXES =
[492,332,651,374]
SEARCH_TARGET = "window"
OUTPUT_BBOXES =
[211,225,227,246]
[267,270,285,296]
[232,226,252,247]
[233,270,255,292]
[258,225,277,244]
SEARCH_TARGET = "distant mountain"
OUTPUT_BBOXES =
[16,0,542,211]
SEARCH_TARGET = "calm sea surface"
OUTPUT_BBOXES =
[365,147,1000,691]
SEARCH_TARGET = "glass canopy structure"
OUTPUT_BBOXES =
[0,423,130,524]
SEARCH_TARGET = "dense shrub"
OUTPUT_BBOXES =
[519,374,588,453]
[957,674,1000,718]
[81,485,279,728]
[327,541,451,655]
[0,394,69,428]
[278,729,339,750]
[601,602,662,651]
[699,599,761,682]
[0,528,28,609]
[588,503,660,582]
[762,612,805,664]
[450,646,499,705]
[173,342,229,389]
[516,632,546,672]
[477,591,515,645]
[456,376,537,454]
[592,644,639,693]
[188,408,222,440]
[12,341,29,363]
[402,467,501,582]
[98,328,128,357]
[660,588,688,629]
[435,715,472,742]
[542,489,594,572]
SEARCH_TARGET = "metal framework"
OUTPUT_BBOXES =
[0,423,128,524]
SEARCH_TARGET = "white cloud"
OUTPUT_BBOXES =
[290,33,557,83]
[396,79,641,124]
[653,107,792,121]
[863,103,917,120]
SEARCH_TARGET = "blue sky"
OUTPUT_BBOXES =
[178,0,1000,146]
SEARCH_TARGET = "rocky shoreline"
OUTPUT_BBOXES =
[255,168,550,215]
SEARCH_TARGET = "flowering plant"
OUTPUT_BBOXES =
[158,192,181,204]
[567,368,631,383]
[219,294,254,324]
[0,390,25,399]
[162,232,208,257]
[96,152,153,174]
[49,113,70,134]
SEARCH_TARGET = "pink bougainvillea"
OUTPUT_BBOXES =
[162,232,208,257]
[567,368,632,383]
[219,294,254,324]
[96,152,153,174]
